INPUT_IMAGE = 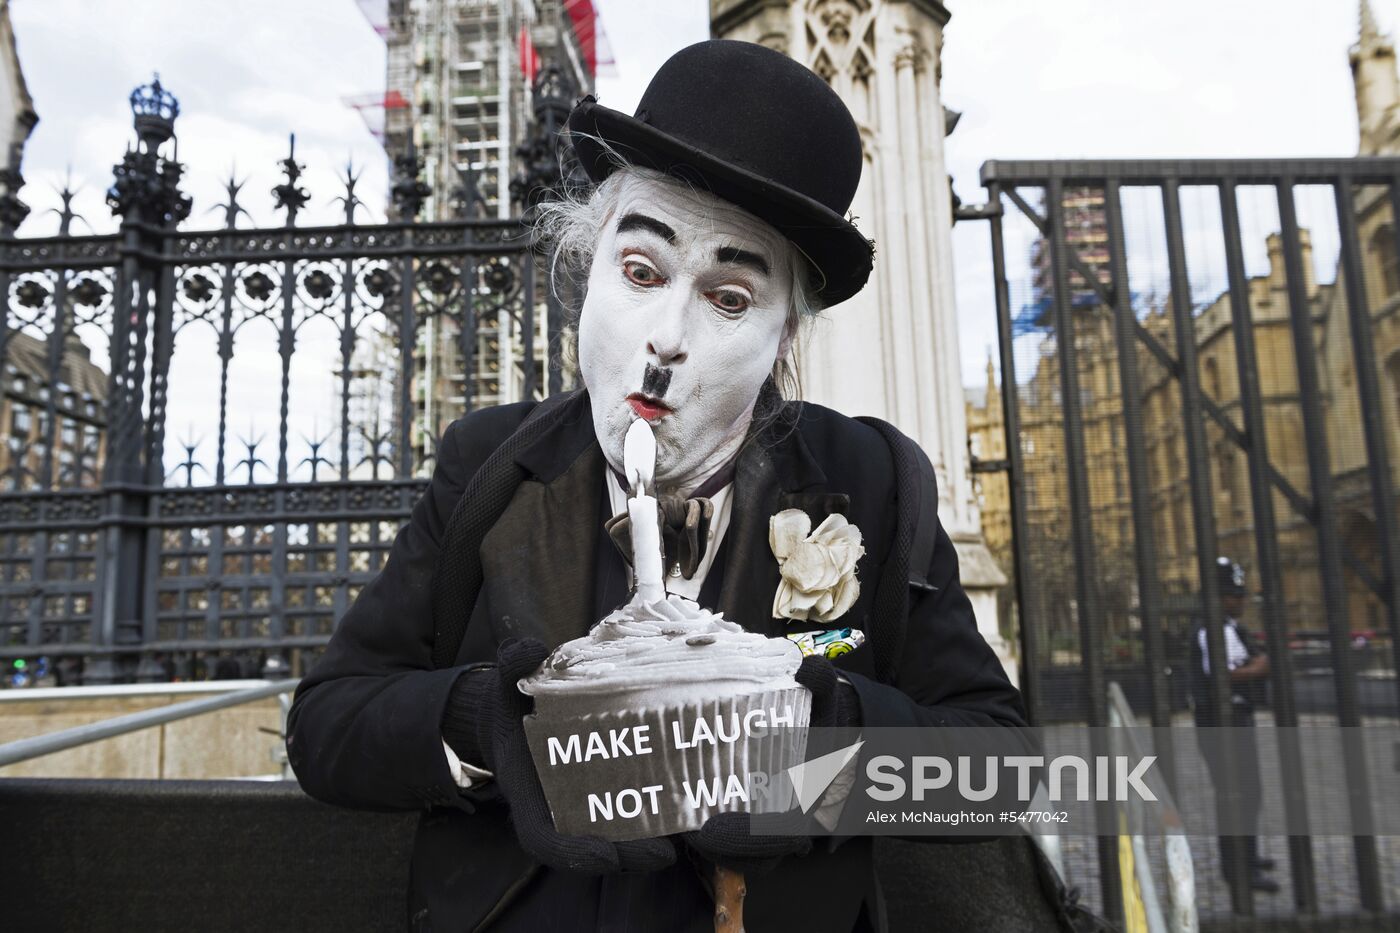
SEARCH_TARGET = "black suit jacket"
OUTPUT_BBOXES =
[286,390,1026,932]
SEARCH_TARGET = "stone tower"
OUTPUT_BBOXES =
[1352,0,1400,154]
[710,0,1014,680]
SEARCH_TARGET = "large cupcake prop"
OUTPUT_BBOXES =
[520,420,810,840]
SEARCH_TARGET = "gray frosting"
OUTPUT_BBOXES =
[518,593,802,698]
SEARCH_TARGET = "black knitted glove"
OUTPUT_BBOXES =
[682,654,861,873]
[793,653,862,729]
[441,637,678,874]
[682,809,812,875]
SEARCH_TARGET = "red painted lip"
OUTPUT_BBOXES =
[627,393,673,422]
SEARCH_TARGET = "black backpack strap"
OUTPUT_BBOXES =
[430,392,577,670]
[854,416,941,685]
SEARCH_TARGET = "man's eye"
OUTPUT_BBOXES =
[708,290,750,314]
[624,261,663,286]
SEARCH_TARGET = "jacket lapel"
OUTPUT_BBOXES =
[716,439,784,637]
[718,401,828,637]
[480,392,601,650]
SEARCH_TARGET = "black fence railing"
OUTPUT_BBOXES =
[0,75,577,686]
[978,157,1400,925]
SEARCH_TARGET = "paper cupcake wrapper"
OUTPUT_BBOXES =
[524,687,811,841]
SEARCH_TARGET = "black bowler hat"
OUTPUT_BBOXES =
[566,39,874,308]
[1216,556,1246,597]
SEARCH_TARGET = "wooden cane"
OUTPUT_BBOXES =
[714,865,746,933]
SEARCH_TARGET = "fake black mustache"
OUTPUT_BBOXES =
[641,364,672,399]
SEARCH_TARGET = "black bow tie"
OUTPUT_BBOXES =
[605,456,737,582]
[606,494,715,581]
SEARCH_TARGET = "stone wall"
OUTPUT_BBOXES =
[0,683,286,780]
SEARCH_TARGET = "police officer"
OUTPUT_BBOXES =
[1191,556,1277,895]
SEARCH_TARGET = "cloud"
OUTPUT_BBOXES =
[11,0,387,234]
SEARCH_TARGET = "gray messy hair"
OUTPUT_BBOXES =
[531,161,822,403]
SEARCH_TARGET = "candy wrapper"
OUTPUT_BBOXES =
[784,626,866,660]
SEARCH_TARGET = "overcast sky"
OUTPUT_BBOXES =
[13,1,392,233]
[7,0,1392,468]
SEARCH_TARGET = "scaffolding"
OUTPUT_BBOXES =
[373,0,593,455]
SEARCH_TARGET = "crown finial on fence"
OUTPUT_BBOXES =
[130,73,179,153]
[108,76,191,226]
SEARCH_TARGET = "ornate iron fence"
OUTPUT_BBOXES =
[0,77,574,685]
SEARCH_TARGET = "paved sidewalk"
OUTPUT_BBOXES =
[1050,712,1400,925]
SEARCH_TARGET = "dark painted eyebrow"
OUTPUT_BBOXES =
[615,212,677,243]
[716,245,771,276]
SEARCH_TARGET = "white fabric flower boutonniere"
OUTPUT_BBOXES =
[769,509,865,623]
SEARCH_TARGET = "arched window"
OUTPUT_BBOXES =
[1368,224,1400,297]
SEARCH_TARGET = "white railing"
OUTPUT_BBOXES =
[0,679,299,778]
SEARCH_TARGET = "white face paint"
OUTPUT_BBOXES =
[577,174,795,494]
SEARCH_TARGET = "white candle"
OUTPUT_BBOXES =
[623,420,664,601]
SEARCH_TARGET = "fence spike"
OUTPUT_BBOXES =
[272,132,310,227]
[335,158,364,226]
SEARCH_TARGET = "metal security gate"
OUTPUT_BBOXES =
[977,158,1400,925]
[0,76,576,687]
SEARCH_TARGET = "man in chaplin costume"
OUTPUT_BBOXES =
[288,40,1067,932]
